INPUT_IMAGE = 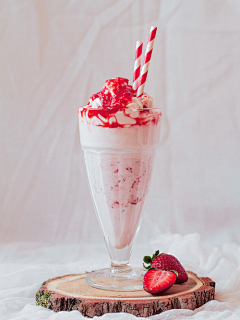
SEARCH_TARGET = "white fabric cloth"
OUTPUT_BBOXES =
[1,233,240,319]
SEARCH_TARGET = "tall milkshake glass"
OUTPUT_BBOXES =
[78,102,162,291]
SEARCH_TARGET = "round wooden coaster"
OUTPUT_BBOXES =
[36,271,215,317]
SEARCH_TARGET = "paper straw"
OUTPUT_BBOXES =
[132,41,143,91]
[137,26,157,97]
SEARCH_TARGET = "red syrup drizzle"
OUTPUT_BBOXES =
[79,77,161,128]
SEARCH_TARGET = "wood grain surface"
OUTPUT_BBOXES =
[36,271,215,317]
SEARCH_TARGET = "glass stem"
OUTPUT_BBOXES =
[110,260,132,274]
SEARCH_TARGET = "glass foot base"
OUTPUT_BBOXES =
[85,268,146,291]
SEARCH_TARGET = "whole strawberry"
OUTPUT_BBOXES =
[143,269,178,294]
[143,250,188,284]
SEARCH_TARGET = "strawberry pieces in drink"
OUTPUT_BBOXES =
[143,250,188,284]
[143,269,177,294]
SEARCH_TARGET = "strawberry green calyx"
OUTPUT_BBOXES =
[148,267,157,271]
[170,270,178,278]
[143,250,162,269]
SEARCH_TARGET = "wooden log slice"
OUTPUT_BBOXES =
[36,271,215,318]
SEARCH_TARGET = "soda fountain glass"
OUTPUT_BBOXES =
[78,107,162,291]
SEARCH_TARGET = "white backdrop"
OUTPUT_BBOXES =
[1,0,240,245]
[1,1,240,320]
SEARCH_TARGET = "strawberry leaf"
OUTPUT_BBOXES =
[152,250,160,260]
[143,263,151,270]
[170,270,179,279]
[143,256,152,264]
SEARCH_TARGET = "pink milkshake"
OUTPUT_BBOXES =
[78,77,161,290]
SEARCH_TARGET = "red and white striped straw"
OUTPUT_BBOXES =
[132,41,143,91]
[137,26,157,97]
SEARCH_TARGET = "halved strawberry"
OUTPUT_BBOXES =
[143,269,177,294]
[143,251,188,284]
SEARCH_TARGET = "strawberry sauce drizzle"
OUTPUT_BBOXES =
[90,77,135,111]
[79,77,161,128]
